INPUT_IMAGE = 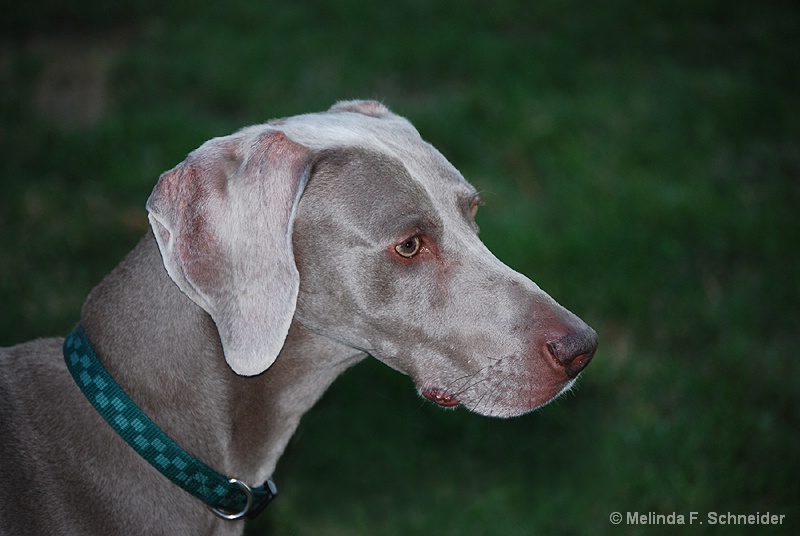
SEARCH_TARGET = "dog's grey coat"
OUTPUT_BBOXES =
[0,101,596,535]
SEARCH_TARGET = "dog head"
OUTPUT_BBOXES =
[147,100,597,417]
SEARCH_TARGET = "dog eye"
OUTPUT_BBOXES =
[395,236,422,258]
[469,195,484,219]
[470,203,479,219]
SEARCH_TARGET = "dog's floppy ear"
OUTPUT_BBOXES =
[146,128,310,376]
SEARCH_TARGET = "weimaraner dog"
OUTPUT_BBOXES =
[0,100,597,535]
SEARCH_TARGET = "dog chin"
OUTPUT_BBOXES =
[422,378,578,419]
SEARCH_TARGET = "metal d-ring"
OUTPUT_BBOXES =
[209,478,253,521]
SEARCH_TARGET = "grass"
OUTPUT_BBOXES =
[1,0,798,534]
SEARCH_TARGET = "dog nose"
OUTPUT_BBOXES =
[547,326,598,378]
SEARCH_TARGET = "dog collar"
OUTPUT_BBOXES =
[63,327,276,520]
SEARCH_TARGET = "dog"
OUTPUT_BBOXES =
[0,100,597,535]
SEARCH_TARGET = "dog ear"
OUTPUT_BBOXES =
[146,129,311,376]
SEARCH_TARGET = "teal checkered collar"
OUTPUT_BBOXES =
[63,327,277,520]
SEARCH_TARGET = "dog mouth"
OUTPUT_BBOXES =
[421,387,460,408]
[420,377,577,417]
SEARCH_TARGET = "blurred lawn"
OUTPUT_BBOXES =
[1,0,798,534]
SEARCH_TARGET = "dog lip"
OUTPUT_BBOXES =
[422,387,460,407]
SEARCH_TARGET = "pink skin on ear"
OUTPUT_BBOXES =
[147,129,311,376]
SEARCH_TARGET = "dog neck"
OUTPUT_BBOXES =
[79,231,366,487]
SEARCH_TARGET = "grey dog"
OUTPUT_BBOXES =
[0,101,597,535]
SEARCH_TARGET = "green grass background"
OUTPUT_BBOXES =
[1,1,798,534]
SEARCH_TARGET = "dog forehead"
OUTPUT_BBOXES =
[275,108,474,197]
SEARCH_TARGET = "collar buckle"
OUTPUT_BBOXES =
[209,479,253,520]
[208,477,277,521]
